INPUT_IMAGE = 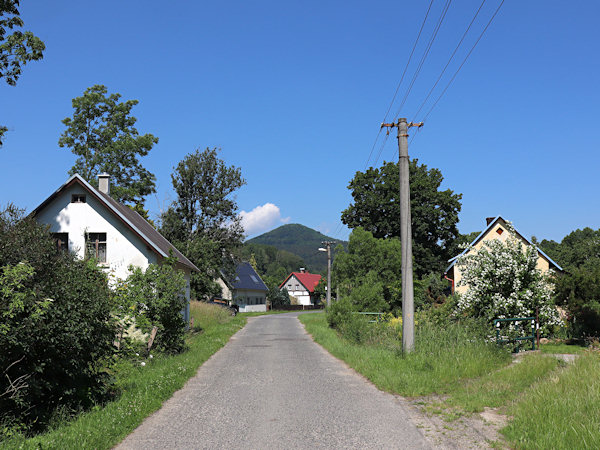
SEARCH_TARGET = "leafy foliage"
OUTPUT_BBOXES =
[268,286,290,309]
[333,227,402,312]
[113,259,188,354]
[58,85,158,207]
[160,147,246,299]
[539,227,600,337]
[0,205,115,433]
[456,224,560,332]
[0,1,45,145]
[341,159,462,276]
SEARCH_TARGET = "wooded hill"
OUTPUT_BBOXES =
[245,224,346,273]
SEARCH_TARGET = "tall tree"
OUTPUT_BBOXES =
[160,147,246,298]
[539,227,600,337]
[1,0,45,145]
[58,85,158,207]
[333,227,403,312]
[341,159,462,277]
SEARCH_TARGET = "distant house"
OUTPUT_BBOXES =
[279,269,322,305]
[444,216,563,295]
[216,262,268,312]
[32,173,198,323]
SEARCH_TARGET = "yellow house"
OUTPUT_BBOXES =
[444,216,563,295]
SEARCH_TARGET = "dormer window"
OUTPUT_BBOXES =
[71,194,86,203]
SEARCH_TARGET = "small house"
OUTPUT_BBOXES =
[216,262,268,312]
[32,173,199,323]
[279,269,322,305]
[444,216,563,295]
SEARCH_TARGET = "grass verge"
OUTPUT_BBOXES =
[540,342,587,354]
[441,354,561,414]
[299,312,511,397]
[4,303,246,449]
[502,352,600,449]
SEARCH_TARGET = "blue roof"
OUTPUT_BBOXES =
[231,262,268,292]
[445,216,563,274]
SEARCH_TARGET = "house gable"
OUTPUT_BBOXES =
[445,216,563,295]
[32,175,198,274]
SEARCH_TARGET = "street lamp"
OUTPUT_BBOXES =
[319,242,333,307]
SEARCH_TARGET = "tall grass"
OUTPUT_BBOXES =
[3,304,246,449]
[190,300,234,329]
[300,312,511,396]
[502,352,600,449]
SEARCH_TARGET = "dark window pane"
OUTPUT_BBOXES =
[71,194,86,203]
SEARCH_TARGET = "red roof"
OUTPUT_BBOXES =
[279,272,322,293]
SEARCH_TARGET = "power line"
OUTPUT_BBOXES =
[364,0,435,170]
[421,0,505,123]
[412,0,487,120]
[373,132,390,167]
[393,0,453,119]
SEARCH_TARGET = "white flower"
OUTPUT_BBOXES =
[140,361,146,366]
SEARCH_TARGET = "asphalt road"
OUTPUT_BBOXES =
[117,312,431,449]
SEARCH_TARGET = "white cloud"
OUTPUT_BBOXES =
[240,203,290,237]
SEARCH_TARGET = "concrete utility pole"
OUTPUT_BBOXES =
[319,241,334,307]
[381,118,423,353]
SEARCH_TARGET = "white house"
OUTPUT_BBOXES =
[216,262,268,312]
[279,269,322,306]
[32,173,199,323]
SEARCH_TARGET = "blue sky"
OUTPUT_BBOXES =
[2,0,599,244]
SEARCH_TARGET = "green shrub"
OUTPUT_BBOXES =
[0,205,115,434]
[268,286,290,309]
[553,266,600,338]
[113,258,188,354]
[326,297,355,329]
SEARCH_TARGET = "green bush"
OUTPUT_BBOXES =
[0,205,115,434]
[553,266,600,338]
[113,259,188,354]
[268,286,290,309]
[326,297,355,329]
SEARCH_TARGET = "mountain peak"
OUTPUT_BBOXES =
[246,224,344,272]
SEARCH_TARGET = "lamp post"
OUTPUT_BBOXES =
[318,242,333,307]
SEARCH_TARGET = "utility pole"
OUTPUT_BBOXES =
[319,241,333,307]
[381,118,423,353]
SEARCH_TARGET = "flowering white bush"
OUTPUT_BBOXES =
[456,224,560,334]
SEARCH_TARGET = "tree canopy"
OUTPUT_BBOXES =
[160,147,246,298]
[539,227,600,337]
[58,85,158,207]
[333,227,403,312]
[341,159,462,277]
[1,1,45,145]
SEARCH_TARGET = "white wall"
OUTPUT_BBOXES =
[233,288,267,313]
[282,274,312,305]
[36,184,159,281]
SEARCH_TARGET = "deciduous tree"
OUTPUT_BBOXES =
[160,147,246,298]
[58,85,158,207]
[341,159,462,277]
[1,0,45,145]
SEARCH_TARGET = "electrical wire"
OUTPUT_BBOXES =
[420,0,505,124]
[363,0,435,170]
[412,0,487,120]
[393,0,453,119]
